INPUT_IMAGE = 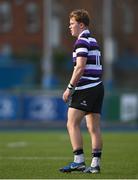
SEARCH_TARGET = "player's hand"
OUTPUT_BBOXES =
[62,89,72,103]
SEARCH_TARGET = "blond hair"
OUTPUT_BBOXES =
[69,9,90,26]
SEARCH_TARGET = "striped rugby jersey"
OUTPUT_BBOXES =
[73,29,103,90]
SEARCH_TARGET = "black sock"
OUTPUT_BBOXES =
[92,149,102,158]
[73,149,84,155]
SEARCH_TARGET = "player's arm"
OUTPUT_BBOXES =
[70,56,87,86]
[62,57,87,102]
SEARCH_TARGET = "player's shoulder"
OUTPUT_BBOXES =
[78,35,97,44]
[75,37,90,48]
[88,37,97,43]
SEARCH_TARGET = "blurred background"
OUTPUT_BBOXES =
[0,0,138,130]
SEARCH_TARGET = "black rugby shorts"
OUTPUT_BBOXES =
[69,82,104,114]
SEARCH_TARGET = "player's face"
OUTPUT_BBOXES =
[69,17,80,37]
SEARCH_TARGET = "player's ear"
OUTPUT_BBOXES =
[79,22,85,29]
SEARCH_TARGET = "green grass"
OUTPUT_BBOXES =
[0,130,138,179]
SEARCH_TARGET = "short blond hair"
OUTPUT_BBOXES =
[69,9,90,26]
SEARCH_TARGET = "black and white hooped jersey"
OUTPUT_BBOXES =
[73,29,103,90]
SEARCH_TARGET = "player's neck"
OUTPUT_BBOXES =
[78,28,89,38]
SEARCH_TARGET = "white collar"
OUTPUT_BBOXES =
[78,29,90,38]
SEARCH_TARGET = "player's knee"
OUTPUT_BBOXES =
[87,124,94,134]
[87,124,100,134]
[67,120,73,131]
[67,119,79,131]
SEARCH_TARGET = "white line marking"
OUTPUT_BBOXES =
[7,142,28,148]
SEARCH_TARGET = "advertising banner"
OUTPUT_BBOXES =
[0,94,20,120]
[23,95,68,121]
[120,94,138,121]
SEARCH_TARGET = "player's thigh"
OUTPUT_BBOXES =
[67,107,85,126]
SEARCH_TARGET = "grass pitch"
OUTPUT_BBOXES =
[0,130,138,179]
